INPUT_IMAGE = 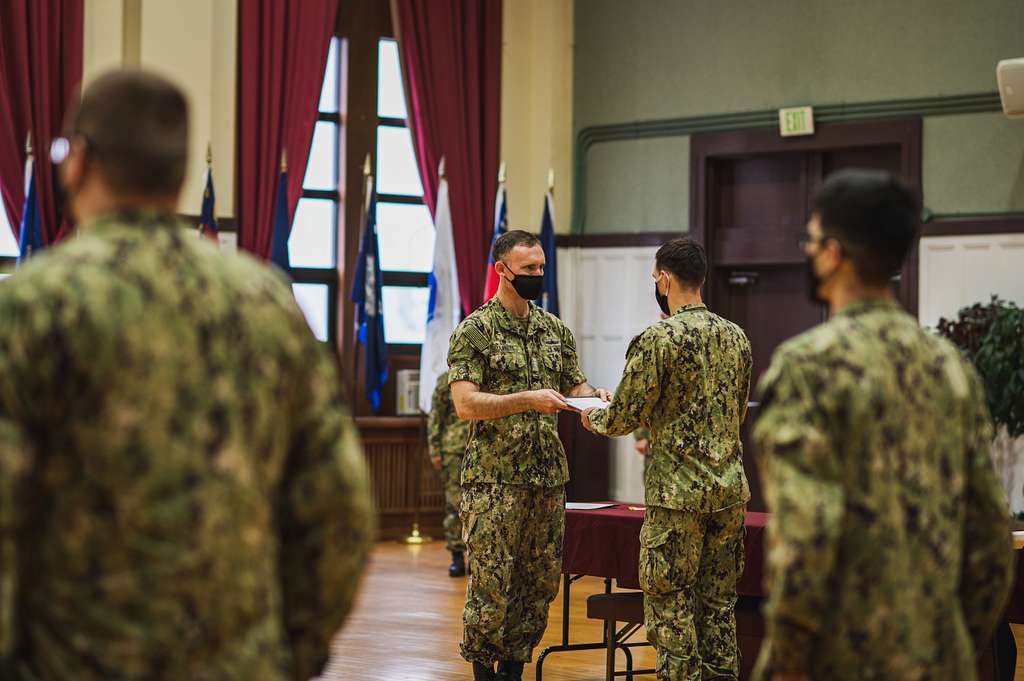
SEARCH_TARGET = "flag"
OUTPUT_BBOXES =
[198,167,219,241]
[539,191,559,317]
[351,191,389,412]
[482,180,507,302]
[270,169,290,271]
[418,163,461,413]
[17,153,44,266]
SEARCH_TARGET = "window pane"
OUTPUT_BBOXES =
[376,202,435,272]
[0,209,17,257]
[289,198,336,268]
[303,121,337,191]
[292,283,330,342]
[382,286,428,344]
[319,37,339,114]
[376,125,423,196]
[377,38,407,119]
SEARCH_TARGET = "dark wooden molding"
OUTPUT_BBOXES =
[178,213,238,231]
[573,91,1000,233]
[355,415,425,430]
[555,231,681,248]
[921,214,1024,237]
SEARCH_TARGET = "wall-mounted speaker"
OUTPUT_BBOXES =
[997,58,1024,119]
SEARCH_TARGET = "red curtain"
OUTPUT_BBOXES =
[0,0,83,244]
[236,0,337,260]
[392,0,502,316]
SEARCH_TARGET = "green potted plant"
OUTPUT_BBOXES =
[937,296,1024,524]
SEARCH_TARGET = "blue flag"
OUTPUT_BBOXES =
[539,192,559,317]
[17,157,44,266]
[198,168,219,241]
[351,192,389,412]
[270,170,290,271]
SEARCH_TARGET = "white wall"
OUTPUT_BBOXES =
[560,245,661,503]
[918,233,1024,329]
[501,0,574,233]
[83,0,238,218]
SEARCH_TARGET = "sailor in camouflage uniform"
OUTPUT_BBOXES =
[0,71,374,681]
[428,369,472,576]
[448,230,610,681]
[752,169,1014,681]
[584,238,752,681]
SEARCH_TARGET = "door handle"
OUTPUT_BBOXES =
[727,271,759,287]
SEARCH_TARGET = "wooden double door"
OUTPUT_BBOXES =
[690,118,922,510]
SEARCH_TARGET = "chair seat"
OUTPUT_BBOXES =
[586,591,644,623]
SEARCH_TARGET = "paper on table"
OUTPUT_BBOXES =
[566,502,616,510]
[563,396,610,412]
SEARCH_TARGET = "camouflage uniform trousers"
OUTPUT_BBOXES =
[641,503,746,681]
[440,450,466,553]
[460,482,565,664]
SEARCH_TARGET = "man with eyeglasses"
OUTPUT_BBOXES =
[751,169,1014,681]
[582,237,753,681]
[448,229,610,681]
[0,70,373,681]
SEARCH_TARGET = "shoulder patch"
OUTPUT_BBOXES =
[464,324,490,354]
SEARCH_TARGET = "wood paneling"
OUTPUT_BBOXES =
[356,416,444,540]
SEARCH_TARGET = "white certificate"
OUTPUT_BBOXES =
[563,396,610,412]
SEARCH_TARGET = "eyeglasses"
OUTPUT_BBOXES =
[798,234,828,251]
[49,137,72,165]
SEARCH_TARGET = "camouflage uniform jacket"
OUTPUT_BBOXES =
[0,212,375,681]
[428,370,472,457]
[447,297,587,487]
[753,299,1014,678]
[588,303,751,513]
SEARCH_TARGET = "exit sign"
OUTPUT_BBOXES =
[779,106,815,137]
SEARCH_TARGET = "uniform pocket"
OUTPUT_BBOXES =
[488,350,526,372]
[639,523,675,596]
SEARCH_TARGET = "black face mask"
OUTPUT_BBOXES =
[507,271,544,301]
[804,255,827,305]
[654,281,670,315]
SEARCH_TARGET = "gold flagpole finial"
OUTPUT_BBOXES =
[547,168,555,194]
[363,153,372,177]
[25,132,33,157]
[438,156,446,179]
[280,148,289,173]
[206,143,212,167]
[498,161,507,184]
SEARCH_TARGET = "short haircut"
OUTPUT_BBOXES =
[655,237,706,288]
[492,229,541,262]
[813,169,919,285]
[68,69,189,196]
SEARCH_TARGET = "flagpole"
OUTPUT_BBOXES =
[403,153,439,546]
[351,154,372,409]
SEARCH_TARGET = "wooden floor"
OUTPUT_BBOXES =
[323,541,1023,681]
[324,540,657,680]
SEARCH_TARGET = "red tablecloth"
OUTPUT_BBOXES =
[562,503,767,596]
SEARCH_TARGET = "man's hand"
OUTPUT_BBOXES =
[634,438,650,456]
[430,455,442,470]
[529,389,568,414]
[593,387,613,402]
[581,407,596,432]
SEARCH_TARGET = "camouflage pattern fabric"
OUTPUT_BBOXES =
[0,211,374,681]
[634,426,652,479]
[460,483,564,664]
[428,371,470,552]
[751,299,1015,681]
[447,297,586,665]
[588,303,752,513]
[641,504,745,681]
[447,297,587,487]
